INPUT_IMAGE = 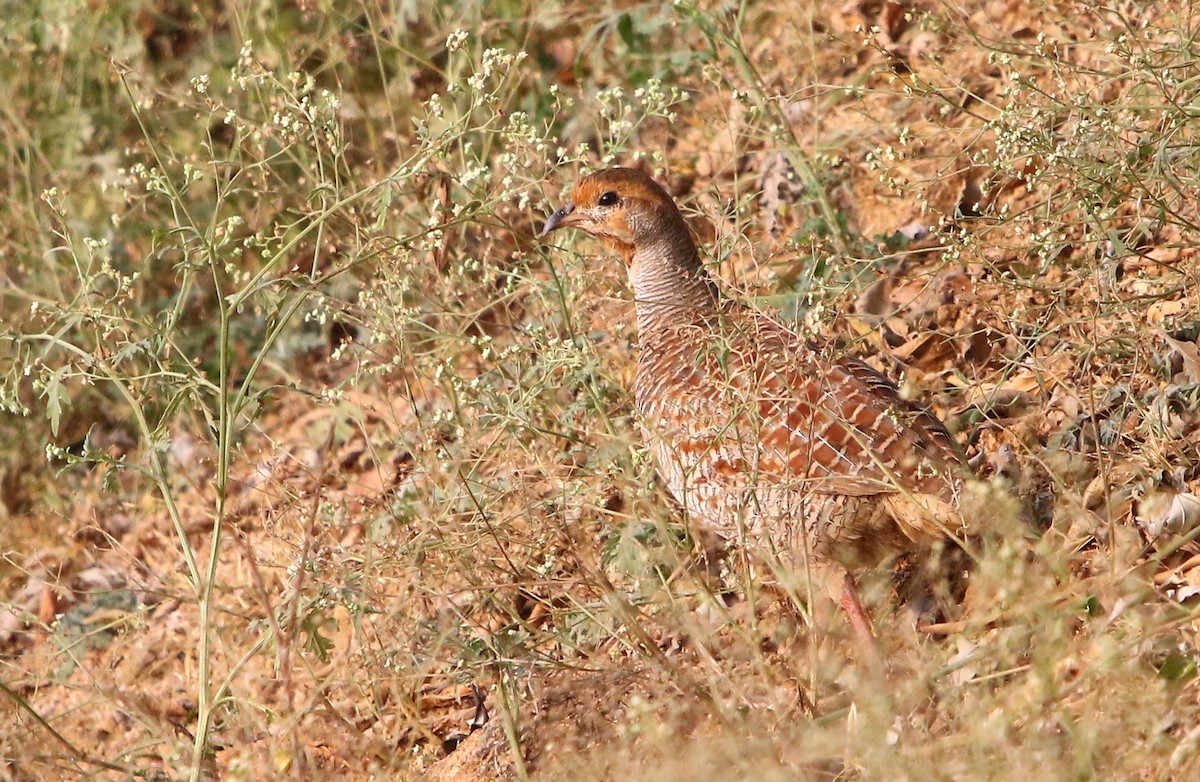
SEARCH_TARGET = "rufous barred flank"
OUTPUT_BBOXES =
[541,167,971,659]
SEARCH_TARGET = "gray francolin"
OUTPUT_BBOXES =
[541,167,969,658]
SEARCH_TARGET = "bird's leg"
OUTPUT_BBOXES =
[840,572,885,673]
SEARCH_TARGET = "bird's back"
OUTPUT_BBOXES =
[635,305,966,568]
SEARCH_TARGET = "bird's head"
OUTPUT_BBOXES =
[539,168,688,263]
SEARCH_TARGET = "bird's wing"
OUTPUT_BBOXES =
[639,311,962,500]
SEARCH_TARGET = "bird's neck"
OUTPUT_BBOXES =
[629,230,721,334]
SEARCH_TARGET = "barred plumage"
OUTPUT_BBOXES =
[542,167,968,597]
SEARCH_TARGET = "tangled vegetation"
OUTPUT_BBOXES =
[2,1,1200,779]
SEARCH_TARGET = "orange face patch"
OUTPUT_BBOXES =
[570,168,675,210]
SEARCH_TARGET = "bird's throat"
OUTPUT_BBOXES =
[629,242,720,334]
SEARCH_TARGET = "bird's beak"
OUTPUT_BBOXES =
[539,202,576,238]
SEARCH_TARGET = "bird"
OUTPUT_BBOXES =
[540,167,970,663]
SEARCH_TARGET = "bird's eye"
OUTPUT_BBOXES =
[597,191,619,206]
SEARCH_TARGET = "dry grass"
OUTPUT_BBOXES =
[2,1,1200,779]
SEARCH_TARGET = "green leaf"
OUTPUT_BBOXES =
[301,612,335,662]
[1157,651,1197,682]
[617,13,638,49]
